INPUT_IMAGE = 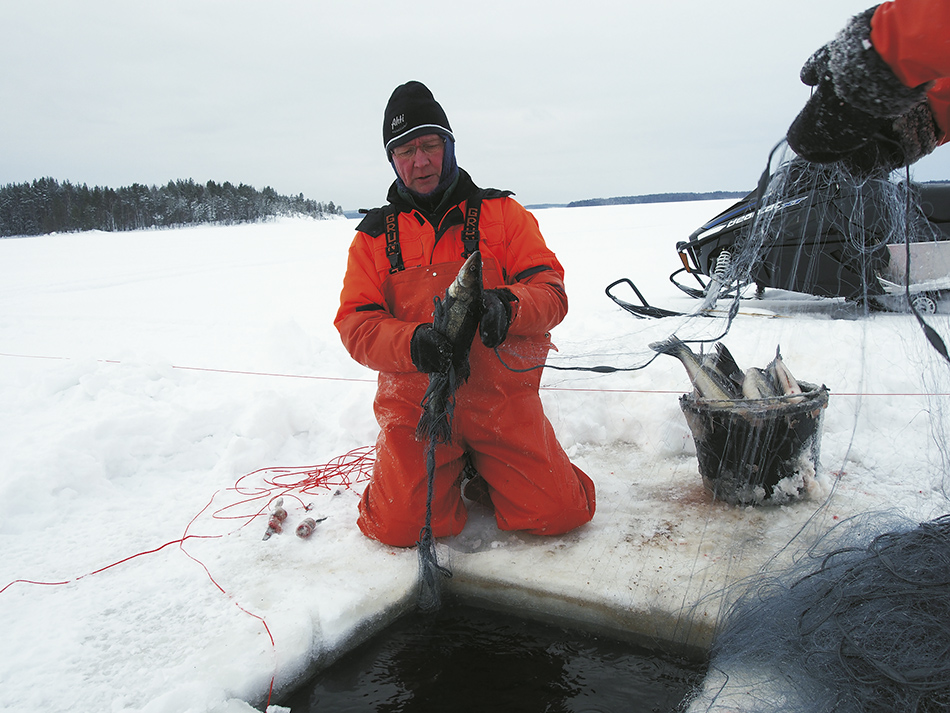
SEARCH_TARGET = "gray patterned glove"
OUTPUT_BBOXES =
[787,5,937,173]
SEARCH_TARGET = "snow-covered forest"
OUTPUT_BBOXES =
[0,177,343,237]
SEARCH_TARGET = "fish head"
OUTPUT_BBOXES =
[447,251,482,299]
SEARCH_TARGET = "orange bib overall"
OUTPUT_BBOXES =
[357,254,596,547]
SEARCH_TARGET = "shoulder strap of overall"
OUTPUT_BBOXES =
[460,187,512,257]
[355,206,406,274]
[358,186,513,272]
[382,205,404,274]
[460,193,482,258]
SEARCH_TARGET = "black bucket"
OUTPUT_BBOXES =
[679,382,829,505]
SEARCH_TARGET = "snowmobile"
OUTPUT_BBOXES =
[607,157,950,317]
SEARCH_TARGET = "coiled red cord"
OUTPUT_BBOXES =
[0,445,376,708]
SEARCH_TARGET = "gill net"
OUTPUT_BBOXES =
[507,139,950,712]
[672,146,950,712]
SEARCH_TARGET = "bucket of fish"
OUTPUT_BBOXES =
[679,382,829,505]
[650,337,830,505]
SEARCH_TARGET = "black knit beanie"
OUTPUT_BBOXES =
[383,81,454,153]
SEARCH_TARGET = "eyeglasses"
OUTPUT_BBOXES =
[391,138,445,161]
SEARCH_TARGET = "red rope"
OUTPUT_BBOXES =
[204,446,375,527]
[0,351,376,384]
[0,535,221,595]
[0,445,376,708]
[2,350,948,397]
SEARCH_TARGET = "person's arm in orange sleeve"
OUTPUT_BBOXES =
[479,198,569,348]
[334,234,420,374]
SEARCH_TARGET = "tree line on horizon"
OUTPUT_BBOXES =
[0,177,343,237]
[567,190,746,208]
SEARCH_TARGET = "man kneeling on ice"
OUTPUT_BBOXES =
[334,81,595,547]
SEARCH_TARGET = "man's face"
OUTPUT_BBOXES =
[391,134,445,195]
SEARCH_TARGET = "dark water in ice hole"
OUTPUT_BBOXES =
[281,603,706,712]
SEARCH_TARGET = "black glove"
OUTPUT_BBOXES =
[787,5,937,172]
[837,102,940,175]
[410,324,452,373]
[788,79,890,165]
[479,288,517,348]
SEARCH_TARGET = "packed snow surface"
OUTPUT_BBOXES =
[1,203,948,712]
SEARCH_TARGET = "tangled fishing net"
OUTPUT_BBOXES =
[713,143,945,319]
[697,512,950,713]
[676,147,950,712]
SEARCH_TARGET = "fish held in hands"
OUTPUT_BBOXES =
[416,251,484,444]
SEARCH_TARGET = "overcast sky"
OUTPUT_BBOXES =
[3,0,949,212]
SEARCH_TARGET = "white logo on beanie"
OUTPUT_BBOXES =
[391,114,405,133]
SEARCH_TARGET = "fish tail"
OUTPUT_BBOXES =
[648,335,687,357]
[715,343,743,380]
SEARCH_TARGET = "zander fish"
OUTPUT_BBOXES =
[703,342,744,394]
[416,251,484,444]
[766,346,804,402]
[741,366,777,400]
[650,336,738,401]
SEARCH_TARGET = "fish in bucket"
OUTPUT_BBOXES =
[652,338,829,505]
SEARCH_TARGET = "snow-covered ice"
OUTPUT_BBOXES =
[1,202,948,712]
